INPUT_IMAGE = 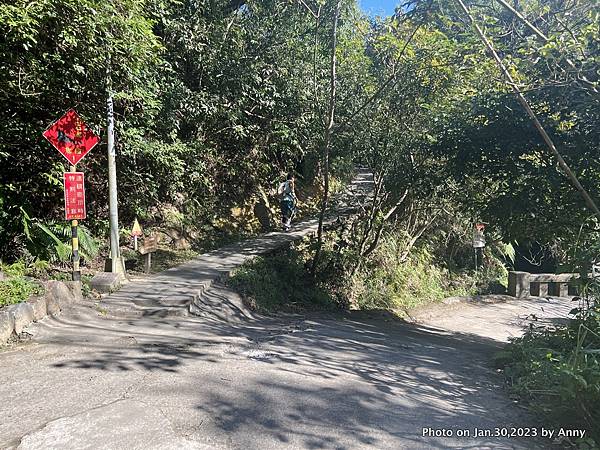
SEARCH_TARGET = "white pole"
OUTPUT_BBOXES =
[107,94,121,272]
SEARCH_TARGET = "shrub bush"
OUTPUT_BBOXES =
[227,246,337,313]
[0,277,42,307]
[497,300,600,447]
[0,262,44,307]
[352,236,478,313]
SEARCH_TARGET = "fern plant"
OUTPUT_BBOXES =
[21,210,100,263]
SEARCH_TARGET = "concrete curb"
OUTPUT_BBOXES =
[187,270,259,323]
[97,216,351,321]
[0,280,82,346]
[186,192,373,321]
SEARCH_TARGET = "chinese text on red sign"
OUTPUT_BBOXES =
[43,109,100,165]
[64,172,86,220]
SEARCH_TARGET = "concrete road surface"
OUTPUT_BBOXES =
[0,289,574,449]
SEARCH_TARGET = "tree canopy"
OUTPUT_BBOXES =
[0,0,598,264]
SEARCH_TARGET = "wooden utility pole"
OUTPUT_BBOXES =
[105,61,125,275]
[456,0,600,219]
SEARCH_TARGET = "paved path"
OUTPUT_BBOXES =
[0,294,573,450]
[409,294,574,342]
[0,171,576,449]
[99,169,375,319]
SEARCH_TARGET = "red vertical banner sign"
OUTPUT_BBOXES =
[64,172,86,220]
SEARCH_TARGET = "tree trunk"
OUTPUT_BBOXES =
[311,0,341,276]
[456,0,600,219]
[361,189,409,259]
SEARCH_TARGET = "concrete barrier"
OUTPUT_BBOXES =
[0,280,81,345]
[508,271,578,298]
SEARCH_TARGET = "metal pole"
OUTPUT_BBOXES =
[70,165,81,282]
[107,94,121,272]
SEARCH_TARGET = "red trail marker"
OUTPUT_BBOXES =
[43,109,100,165]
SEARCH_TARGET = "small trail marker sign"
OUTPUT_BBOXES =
[64,172,86,220]
[139,234,160,274]
[131,218,143,237]
[43,109,100,165]
[139,234,160,256]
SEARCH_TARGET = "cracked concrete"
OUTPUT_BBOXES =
[16,399,209,450]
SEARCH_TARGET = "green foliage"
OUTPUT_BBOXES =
[29,259,51,278]
[498,301,600,446]
[0,0,163,258]
[0,261,27,277]
[1,0,596,269]
[24,219,100,264]
[352,235,476,312]
[427,0,600,246]
[496,223,600,447]
[0,261,44,307]
[19,206,99,264]
[0,278,42,307]
[227,246,338,313]
[229,220,509,315]
[1,259,50,279]
[0,0,349,260]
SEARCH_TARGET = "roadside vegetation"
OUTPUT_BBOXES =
[1,0,598,442]
[0,262,44,308]
[497,231,600,448]
[497,298,600,448]
[228,245,337,313]
[229,222,511,315]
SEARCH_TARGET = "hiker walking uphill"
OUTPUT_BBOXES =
[278,173,297,231]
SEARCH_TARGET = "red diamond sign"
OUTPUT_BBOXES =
[43,109,100,165]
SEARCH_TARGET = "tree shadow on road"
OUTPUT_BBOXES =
[189,315,537,449]
[34,309,547,449]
